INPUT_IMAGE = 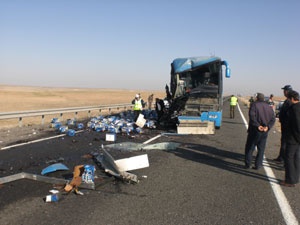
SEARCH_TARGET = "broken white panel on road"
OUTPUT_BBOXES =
[105,142,180,151]
[177,120,215,134]
[115,154,149,172]
[95,147,149,183]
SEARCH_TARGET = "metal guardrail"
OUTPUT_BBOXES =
[0,103,133,127]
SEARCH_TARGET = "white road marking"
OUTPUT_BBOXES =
[237,103,249,130]
[143,134,162,144]
[237,103,299,225]
[0,130,84,150]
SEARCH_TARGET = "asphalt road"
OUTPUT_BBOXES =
[0,101,299,225]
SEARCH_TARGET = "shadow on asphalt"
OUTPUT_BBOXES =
[265,160,285,171]
[170,144,280,184]
[222,120,245,125]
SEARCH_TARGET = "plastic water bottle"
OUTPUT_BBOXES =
[135,127,142,133]
[107,126,116,133]
[51,118,59,123]
[67,129,75,136]
[146,120,156,128]
[45,194,59,202]
[59,126,68,133]
[66,119,75,126]
[77,123,84,129]
[54,122,62,130]
[82,165,95,183]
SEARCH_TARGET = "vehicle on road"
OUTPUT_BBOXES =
[157,56,231,134]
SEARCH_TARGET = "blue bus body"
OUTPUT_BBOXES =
[169,56,230,128]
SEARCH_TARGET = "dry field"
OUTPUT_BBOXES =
[0,85,165,128]
[239,96,282,132]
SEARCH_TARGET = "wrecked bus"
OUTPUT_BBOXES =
[158,56,231,134]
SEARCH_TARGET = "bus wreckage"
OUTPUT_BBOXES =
[156,56,231,134]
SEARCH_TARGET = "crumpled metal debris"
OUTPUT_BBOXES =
[0,172,95,190]
[104,142,180,151]
[91,145,150,183]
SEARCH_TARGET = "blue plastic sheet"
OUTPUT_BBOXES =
[41,163,69,175]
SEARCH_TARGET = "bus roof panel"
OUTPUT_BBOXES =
[172,56,221,74]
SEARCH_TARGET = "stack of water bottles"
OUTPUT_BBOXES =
[51,118,62,129]
[85,109,158,136]
[50,117,86,137]
[50,109,158,137]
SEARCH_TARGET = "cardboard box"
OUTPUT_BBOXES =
[106,133,116,141]
[135,114,146,128]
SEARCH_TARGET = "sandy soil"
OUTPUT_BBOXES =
[0,85,165,111]
[0,85,165,128]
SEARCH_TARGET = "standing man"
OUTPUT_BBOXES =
[280,90,300,187]
[148,94,154,110]
[267,94,275,112]
[274,85,293,163]
[155,98,165,123]
[244,93,276,170]
[229,95,238,119]
[132,94,145,122]
[249,96,254,108]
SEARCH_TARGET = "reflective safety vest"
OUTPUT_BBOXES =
[133,99,143,110]
[230,96,238,106]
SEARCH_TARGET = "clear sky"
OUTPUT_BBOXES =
[1,0,299,96]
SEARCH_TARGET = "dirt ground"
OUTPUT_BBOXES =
[0,85,165,128]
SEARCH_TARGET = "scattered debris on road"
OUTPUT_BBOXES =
[41,163,69,175]
[105,141,180,151]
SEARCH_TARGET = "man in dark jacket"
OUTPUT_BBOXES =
[244,93,276,170]
[280,90,300,187]
[274,85,293,163]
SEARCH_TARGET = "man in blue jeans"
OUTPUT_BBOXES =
[244,93,276,170]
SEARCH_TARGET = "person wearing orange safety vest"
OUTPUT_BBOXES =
[132,94,145,121]
[229,95,238,119]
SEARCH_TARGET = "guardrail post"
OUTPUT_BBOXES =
[18,117,22,127]
[75,112,78,120]
[41,115,45,126]
[60,113,63,123]
[88,110,91,118]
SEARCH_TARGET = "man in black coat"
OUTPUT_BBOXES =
[280,90,300,187]
[274,85,293,163]
[244,93,276,170]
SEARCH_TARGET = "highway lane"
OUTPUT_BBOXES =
[0,100,299,225]
[236,101,300,225]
